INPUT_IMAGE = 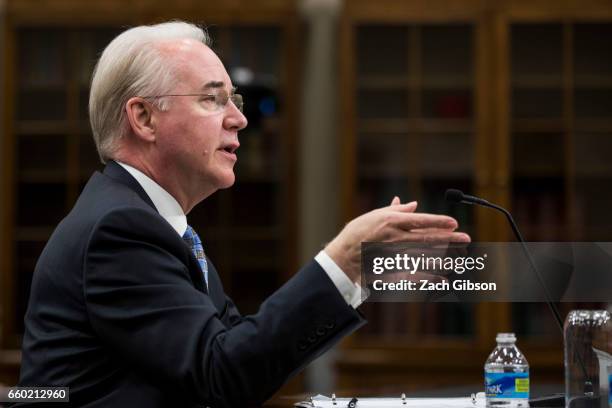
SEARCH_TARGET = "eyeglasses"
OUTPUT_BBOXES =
[139,88,244,113]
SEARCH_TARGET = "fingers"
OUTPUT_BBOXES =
[416,230,471,243]
[412,227,457,234]
[404,230,470,243]
[392,212,459,231]
[395,245,466,259]
[384,198,416,212]
[393,201,417,213]
[383,226,470,244]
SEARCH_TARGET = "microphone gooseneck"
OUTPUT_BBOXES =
[445,188,593,397]
[444,189,562,330]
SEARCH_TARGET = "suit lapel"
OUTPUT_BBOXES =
[102,161,214,297]
[204,260,226,313]
[183,254,227,311]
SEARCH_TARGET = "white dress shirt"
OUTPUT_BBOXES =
[117,161,363,308]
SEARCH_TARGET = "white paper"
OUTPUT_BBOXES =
[298,392,486,408]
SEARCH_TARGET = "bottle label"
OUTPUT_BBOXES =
[485,372,529,399]
[608,374,612,405]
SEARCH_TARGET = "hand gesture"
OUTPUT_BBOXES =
[325,197,470,282]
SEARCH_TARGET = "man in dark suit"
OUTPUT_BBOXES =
[17,21,469,407]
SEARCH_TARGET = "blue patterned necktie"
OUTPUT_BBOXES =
[182,225,208,286]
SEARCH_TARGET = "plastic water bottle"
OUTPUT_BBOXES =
[484,333,530,408]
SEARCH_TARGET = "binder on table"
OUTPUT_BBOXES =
[295,392,485,408]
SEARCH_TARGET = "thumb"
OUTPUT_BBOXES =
[390,196,401,206]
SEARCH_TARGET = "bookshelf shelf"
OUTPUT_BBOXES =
[17,83,67,91]
[575,119,612,132]
[512,168,565,178]
[574,75,612,88]
[15,120,74,135]
[421,76,473,89]
[512,76,564,88]
[358,167,473,179]
[357,76,412,89]
[19,170,66,184]
[15,227,55,242]
[512,119,565,133]
[200,226,283,241]
[358,118,474,134]
[357,75,473,90]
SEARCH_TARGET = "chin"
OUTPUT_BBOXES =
[217,173,236,189]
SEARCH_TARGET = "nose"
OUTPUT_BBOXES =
[223,101,248,131]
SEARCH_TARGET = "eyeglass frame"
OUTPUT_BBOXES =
[137,88,244,113]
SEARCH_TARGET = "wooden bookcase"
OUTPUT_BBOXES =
[337,0,612,393]
[498,0,612,358]
[0,0,300,386]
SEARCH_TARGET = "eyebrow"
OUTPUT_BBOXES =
[201,81,225,90]
[200,82,238,96]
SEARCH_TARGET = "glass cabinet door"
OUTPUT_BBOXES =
[353,24,477,340]
[508,22,612,338]
[12,27,120,341]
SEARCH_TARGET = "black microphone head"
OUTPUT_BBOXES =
[445,189,465,204]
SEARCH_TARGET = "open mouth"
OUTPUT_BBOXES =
[218,143,239,161]
[219,142,239,154]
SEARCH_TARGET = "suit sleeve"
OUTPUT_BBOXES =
[84,207,366,407]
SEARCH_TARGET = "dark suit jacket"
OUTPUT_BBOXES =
[17,161,365,407]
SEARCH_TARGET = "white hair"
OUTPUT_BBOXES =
[89,21,210,163]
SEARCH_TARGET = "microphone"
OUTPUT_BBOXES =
[445,189,594,405]
[445,189,528,244]
[445,188,490,207]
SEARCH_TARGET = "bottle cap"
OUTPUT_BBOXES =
[496,332,516,343]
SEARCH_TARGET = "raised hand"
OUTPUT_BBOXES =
[325,197,471,282]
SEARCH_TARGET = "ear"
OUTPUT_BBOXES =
[125,97,157,143]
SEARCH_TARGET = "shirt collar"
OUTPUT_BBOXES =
[116,161,187,237]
